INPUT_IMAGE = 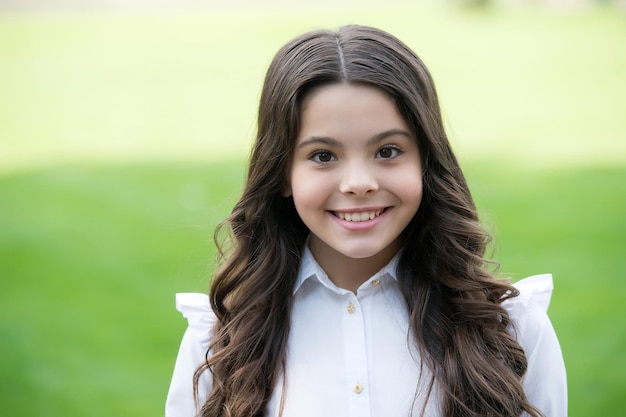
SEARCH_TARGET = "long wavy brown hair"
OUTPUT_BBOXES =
[193,25,543,417]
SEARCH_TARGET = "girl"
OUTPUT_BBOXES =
[166,25,567,417]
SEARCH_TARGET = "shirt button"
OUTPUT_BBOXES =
[353,383,364,394]
[371,279,381,287]
[347,303,355,314]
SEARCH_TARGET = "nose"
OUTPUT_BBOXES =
[339,161,379,196]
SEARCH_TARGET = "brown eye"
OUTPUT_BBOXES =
[311,151,336,163]
[377,146,401,159]
[318,152,332,162]
[379,148,392,158]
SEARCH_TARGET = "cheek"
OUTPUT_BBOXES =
[398,179,424,221]
[292,183,328,212]
[393,165,423,199]
[289,168,328,211]
[411,181,424,207]
[409,177,424,199]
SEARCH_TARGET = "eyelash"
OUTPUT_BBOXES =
[308,145,403,164]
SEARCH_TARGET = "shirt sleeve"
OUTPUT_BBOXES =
[508,274,568,417]
[165,293,216,417]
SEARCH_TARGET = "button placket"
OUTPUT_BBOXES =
[341,293,371,416]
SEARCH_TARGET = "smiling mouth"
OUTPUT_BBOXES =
[332,208,387,222]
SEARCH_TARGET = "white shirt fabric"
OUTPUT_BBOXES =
[165,248,567,417]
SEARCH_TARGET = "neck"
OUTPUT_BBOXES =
[308,239,400,294]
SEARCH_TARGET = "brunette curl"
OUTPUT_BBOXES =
[194,25,543,417]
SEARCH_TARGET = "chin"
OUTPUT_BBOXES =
[335,244,393,261]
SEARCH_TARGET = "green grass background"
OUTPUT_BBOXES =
[1,2,625,416]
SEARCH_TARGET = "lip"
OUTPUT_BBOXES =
[328,207,391,231]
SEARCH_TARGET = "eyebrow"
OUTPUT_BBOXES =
[296,128,413,149]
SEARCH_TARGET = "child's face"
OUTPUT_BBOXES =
[286,83,423,268]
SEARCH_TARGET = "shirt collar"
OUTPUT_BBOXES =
[293,245,401,295]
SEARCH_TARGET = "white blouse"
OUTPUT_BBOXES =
[166,248,567,417]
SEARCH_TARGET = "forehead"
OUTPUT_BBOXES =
[298,83,410,142]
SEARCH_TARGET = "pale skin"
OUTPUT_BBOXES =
[285,83,423,293]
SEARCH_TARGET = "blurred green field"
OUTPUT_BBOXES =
[1,3,625,416]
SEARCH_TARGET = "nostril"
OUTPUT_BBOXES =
[339,178,379,196]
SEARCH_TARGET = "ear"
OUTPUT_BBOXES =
[281,182,292,197]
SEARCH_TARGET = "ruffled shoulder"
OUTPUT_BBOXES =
[166,294,216,415]
[175,293,217,342]
[503,273,554,337]
[501,273,567,415]
[501,274,557,360]
[510,273,554,313]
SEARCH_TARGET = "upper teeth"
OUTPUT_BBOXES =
[335,210,382,222]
